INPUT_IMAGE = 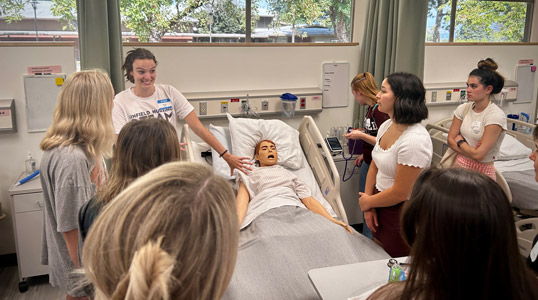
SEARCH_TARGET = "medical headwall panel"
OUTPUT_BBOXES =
[424,80,518,106]
[184,88,323,119]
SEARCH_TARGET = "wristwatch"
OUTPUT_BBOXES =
[457,139,467,148]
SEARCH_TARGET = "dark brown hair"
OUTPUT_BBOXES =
[122,48,158,83]
[533,126,538,142]
[386,72,428,125]
[369,168,538,300]
[96,118,180,205]
[469,58,505,94]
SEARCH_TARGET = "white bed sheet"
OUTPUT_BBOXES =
[495,158,538,211]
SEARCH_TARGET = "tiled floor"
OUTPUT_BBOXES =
[0,256,64,300]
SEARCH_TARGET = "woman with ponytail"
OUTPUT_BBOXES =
[82,162,239,300]
[447,58,507,179]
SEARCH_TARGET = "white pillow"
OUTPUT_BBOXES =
[209,124,235,180]
[227,113,304,169]
[497,134,532,161]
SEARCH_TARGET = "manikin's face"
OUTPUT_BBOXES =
[530,140,538,182]
[131,58,156,91]
[255,141,278,167]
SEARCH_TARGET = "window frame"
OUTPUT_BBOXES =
[438,0,534,43]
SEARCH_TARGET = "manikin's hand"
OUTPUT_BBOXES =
[363,209,378,233]
[179,142,188,152]
[332,219,353,234]
[354,154,364,167]
[223,152,253,175]
[345,129,365,140]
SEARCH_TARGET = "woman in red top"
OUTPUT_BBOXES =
[345,72,389,238]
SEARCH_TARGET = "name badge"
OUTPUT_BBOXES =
[157,98,172,110]
[471,121,481,134]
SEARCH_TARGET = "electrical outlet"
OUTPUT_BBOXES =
[446,91,452,101]
[221,101,228,113]
[199,101,207,115]
[431,91,437,103]
[261,100,269,111]
[460,90,466,100]
[241,100,249,113]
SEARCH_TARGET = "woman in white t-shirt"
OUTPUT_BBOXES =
[113,48,252,175]
[358,72,432,257]
[447,58,507,180]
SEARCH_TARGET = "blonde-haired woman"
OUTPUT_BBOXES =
[83,162,239,300]
[345,72,389,238]
[40,70,114,299]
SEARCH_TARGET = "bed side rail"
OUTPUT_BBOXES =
[180,124,195,162]
[298,116,348,224]
[426,123,450,167]
[506,119,536,149]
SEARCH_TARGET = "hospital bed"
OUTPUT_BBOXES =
[180,115,389,300]
[426,117,538,216]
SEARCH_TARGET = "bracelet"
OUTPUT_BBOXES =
[457,139,467,148]
[219,149,228,158]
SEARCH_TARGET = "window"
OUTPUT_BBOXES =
[118,0,353,43]
[426,0,533,43]
[0,0,353,44]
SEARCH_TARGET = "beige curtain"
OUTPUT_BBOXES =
[355,0,428,126]
[77,0,124,93]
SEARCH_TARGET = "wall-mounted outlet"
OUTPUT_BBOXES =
[199,101,207,115]
[431,91,437,103]
[241,99,249,114]
[221,101,228,113]
[445,91,452,101]
[460,90,466,100]
[261,100,269,111]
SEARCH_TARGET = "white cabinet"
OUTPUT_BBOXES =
[9,173,48,292]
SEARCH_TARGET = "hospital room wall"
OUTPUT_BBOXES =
[127,44,361,141]
[424,45,538,124]
[0,45,76,255]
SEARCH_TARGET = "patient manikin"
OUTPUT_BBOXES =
[236,140,352,234]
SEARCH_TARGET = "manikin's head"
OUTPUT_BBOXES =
[255,140,278,167]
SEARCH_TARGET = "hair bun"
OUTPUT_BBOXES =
[125,237,175,300]
[477,58,498,71]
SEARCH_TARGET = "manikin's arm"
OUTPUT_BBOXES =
[301,196,353,234]
[236,182,250,225]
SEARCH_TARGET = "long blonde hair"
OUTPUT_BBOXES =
[83,162,239,300]
[40,69,115,160]
[350,72,379,107]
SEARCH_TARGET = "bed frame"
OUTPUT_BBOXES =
[179,116,349,224]
[427,118,536,164]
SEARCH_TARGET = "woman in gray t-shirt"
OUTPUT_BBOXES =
[39,70,115,299]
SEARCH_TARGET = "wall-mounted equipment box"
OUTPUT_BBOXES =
[183,88,323,119]
[0,99,17,133]
[424,80,518,106]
